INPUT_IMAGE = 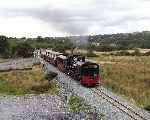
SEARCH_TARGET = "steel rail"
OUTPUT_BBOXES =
[91,88,148,120]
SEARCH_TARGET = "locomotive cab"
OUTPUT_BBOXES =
[80,62,100,85]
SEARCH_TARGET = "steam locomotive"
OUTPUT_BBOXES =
[34,49,101,86]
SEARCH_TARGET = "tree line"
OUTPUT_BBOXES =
[1,31,150,58]
[0,35,75,58]
[88,31,150,51]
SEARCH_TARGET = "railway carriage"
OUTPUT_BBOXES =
[43,50,61,66]
[56,55,67,72]
[51,51,62,66]
[41,49,47,61]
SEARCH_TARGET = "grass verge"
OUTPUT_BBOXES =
[67,95,106,119]
[0,64,59,95]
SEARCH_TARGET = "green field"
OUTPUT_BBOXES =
[90,55,150,111]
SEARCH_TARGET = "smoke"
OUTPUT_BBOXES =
[69,35,89,46]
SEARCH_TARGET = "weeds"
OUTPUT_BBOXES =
[0,65,59,95]
[44,71,58,81]
[67,96,92,113]
[67,95,106,119]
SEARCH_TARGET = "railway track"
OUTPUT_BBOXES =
[91,88,148,120]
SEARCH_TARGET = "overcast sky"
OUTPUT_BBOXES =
[0,0,150,37]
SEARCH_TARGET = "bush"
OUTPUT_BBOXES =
[0,36,9,58]
[114,50,150,56]
[115,50,131,56]
[44,71,58,81]
[132,48,141,56]
[67,96,92,112]
[144,105,150,111]
[143,51,150,56]
[16,42,34,58]
[30,82,54,94]
[86,51,98,57]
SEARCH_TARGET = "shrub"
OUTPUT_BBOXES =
[30,81,59,94]
[86,51,98,57]
[67,96,92,112]
[115,50,131,56]
[110,53,115,55]
[16,42,34,58]
[143,51,150,56]
[132,48,141,56]
[144,105,150,111]
[44,71,58,81]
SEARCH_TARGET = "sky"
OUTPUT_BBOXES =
[0,0,150,37]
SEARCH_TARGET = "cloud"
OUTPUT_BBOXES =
[0,0,150,37]
[1,7,105,35]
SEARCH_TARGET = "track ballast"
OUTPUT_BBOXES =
[91,88,148,120]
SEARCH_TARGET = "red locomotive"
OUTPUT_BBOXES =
[35,49,101,86]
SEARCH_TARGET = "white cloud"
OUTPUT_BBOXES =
[0,16,66,37]
[0,0,150,37]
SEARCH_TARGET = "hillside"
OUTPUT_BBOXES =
[67,31,150,51]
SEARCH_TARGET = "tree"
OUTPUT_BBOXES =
[8,39,18,58]
[16,42,33,58]
[0,35,9,57]
[86,43,97,57]
[53,38,75,53]
[36,36,43,42]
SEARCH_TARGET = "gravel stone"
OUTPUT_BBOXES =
[0,95,86,120]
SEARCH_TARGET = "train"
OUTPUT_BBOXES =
[34,49,101,86]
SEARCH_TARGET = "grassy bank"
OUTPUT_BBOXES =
[0,65,59,95]
[90,55,150,111]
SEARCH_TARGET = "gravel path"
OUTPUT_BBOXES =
[0,58,35,70]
